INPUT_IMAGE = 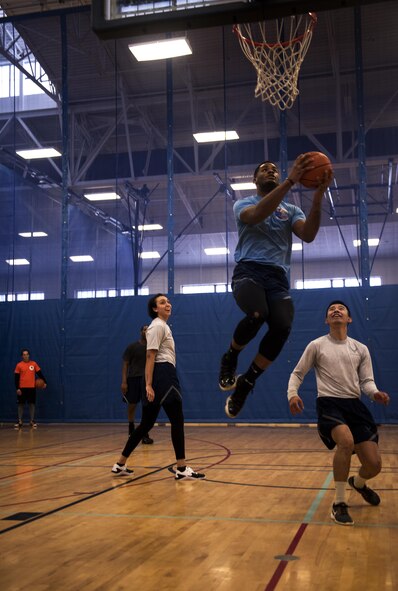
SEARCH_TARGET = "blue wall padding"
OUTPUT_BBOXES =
[1,286,397,423]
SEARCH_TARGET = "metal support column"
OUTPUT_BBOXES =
[133,200,140,294]
[354,6,370,287]
[166,58,174,295]
[60,14,69,419]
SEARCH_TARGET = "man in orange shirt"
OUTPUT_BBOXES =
[14,349,47,429]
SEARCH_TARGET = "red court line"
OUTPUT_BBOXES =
[264,523,308,591]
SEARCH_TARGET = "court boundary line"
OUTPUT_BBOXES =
[264,471,333,591]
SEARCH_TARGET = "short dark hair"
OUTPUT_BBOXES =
[147,293,166,319]
[21,348,30,355]
[253,160,276,180]
[326,300,351,318]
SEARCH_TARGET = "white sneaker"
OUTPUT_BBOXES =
[175,466,205,480]
[111,463,134,476]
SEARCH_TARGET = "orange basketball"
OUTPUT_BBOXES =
[300,151,333,188]
[35,378,45,389]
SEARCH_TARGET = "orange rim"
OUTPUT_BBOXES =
[233,13,317,49]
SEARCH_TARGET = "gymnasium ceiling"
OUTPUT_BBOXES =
[0,0,397,271]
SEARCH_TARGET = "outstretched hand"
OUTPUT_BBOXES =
[288,154,314,184]
[289,395,304,415]
[315,168,334,192]
[374,391,390,406]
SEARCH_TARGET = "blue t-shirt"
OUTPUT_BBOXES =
[233,195,305,274]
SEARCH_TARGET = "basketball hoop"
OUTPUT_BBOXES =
[233,13,317,110]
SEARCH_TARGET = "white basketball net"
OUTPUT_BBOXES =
[234,13,317,110]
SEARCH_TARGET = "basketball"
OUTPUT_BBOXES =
[35,378,45,389]
[300,151,333,188]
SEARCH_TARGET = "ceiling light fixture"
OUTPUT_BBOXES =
[70,255,94,262]
[19,232,48,238]
[139,251,160,259]
[353,238,379,247]
[230,182,256,190]
[84,192,121,201]
[16,148,61,159]
[129,37,192,61]
[193,131,239,143]
[204,247,230,256]
[6,258,30,265]
[135,224,163,231]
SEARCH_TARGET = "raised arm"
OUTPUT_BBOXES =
[241,154,315,226]
[292,169,333,243]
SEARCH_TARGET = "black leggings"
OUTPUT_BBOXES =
[121,362,185,460]
[121,398,185,459]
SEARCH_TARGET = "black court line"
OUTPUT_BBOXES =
[0,435,232,535]
[0,463,176,535]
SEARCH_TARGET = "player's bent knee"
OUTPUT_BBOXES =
[333,429,354,452]
[369,458,382,477]
[233,314,264,346]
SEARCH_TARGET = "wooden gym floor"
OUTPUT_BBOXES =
[0,423,397,591]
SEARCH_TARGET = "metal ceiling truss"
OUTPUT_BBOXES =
[0,18,58,102]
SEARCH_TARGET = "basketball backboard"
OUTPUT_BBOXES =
[92,0,380,40]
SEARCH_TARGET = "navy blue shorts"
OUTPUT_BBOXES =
[231,261,290,302]
[17,388,36,404]
[124,376,145,404]
[316,397,379,450]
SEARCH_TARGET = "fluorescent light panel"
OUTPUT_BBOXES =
[138,224,162,231]
[16,148,61,159]
[70,255,94,262]
[292,243,303,251]
[19,232,48,238]
[84,192,120,201]
[353,238,379,247]
[204,247,230,256]
[129,37,192,61]
[193,131,239,143]
[231,182,256,190]
[6,258,30,265]
[123,225,163,234]
[140,251,160,259]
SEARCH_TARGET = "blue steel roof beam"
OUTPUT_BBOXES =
[0,25,59,102]
[343,87,398,161]
[135,104,194,175]
[119,81,135,181]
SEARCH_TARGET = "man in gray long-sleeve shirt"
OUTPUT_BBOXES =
[287,300,389,526]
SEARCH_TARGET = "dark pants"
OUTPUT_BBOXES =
[121,362,185,460]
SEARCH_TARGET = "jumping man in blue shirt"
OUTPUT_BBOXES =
[219,155,333,418]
